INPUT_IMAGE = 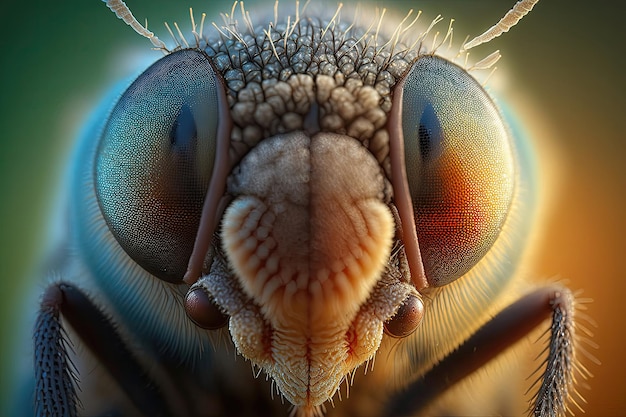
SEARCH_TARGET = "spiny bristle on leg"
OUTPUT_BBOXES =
[527,288,598,417]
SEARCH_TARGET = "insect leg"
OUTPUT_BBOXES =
[383,285,577,417]
[33,282,173,417]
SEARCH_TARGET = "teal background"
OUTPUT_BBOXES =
[1,0,624,415]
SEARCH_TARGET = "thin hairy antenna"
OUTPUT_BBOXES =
[462,0,540,51]
[102,0,168,51]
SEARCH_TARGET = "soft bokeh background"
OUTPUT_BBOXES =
[1,0,623,415]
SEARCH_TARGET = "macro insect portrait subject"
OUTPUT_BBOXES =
[7,0,598,416]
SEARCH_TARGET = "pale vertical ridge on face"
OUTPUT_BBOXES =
[193,3,527,413]
[221,132,394,408]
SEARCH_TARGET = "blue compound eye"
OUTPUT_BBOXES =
[95,49,220,282]
[401,55,516,287]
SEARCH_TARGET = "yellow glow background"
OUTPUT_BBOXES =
[0,0,623,415]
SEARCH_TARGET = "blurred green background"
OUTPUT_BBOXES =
[1,0,624,415]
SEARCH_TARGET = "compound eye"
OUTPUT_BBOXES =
[96,50,220,282]
[401,56,515,287]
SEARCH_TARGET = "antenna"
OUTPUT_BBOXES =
[462,0,539,51]
[103,0,168,51]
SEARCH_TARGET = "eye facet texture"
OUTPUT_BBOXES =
[95,49,219,282]
[402,56,515,287]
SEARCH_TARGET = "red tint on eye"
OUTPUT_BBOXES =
[399,56,515,287]
[415,143,512,285]
[417,156,493,260]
